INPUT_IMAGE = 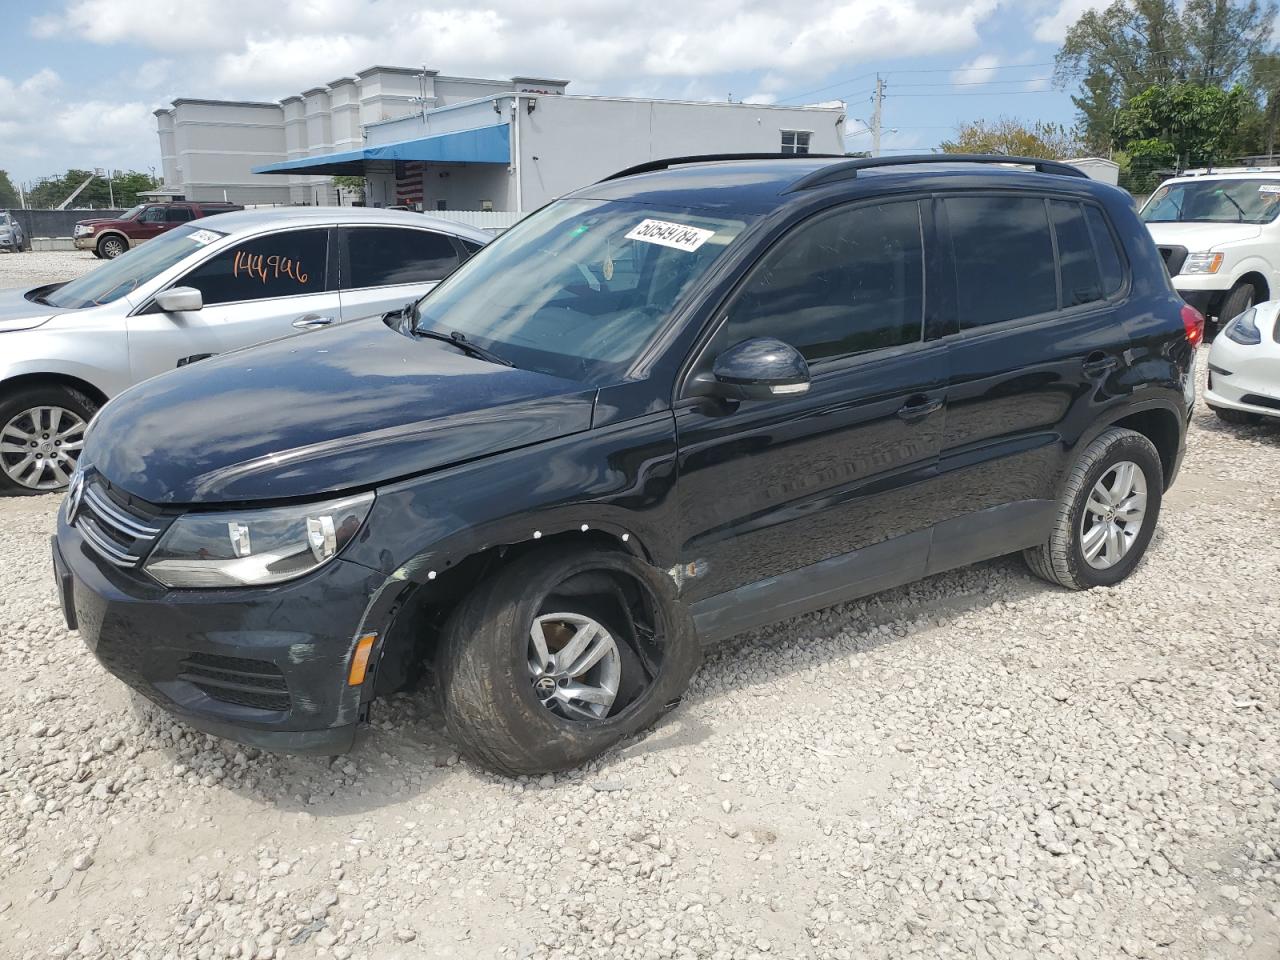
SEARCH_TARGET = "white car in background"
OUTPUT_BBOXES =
[1206,300,1280,424]
[0,208,489,493]
[1141,168,1280,327]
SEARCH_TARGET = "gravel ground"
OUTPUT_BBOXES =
[0,249,101,288]
[2,252,1279,959]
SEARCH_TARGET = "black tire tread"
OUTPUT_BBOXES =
[1023,427,1161,591]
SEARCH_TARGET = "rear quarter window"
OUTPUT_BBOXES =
[1083,205,1125,297]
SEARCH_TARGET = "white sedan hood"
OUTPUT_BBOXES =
[0,286,76,332]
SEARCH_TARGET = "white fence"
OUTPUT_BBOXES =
[425,210,525,232]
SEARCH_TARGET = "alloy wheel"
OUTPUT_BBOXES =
[1079,460,1147,570]
[101,238,125,258]
[527,612,622,721]
[0,406,86,491]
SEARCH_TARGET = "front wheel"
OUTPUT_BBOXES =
[0,386,97,494]
[436,544,700,776]
[1211,405,1261,426]
[96,235,126,259]
[1024,427,1163,590]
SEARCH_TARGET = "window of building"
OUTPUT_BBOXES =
[178,228,329,305]
[1050,201,1104,307]
[722,200,925,363]
[781,130,812,155]
[946,196,1057,328]
[345,227,460,287]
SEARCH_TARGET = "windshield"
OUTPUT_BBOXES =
[1141,179,1280,224]
[43,224,227,308]
[414,198,752,381]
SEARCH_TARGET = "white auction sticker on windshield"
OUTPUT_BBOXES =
[187,229,221,245]
[625,219,715,252]
[1260,184,1280,194]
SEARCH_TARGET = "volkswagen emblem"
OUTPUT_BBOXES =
[64,470,85,524]
[534,676,557,698]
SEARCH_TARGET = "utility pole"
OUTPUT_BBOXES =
[871,74,884,158]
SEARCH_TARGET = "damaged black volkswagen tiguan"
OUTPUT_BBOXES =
[53,155,1198,776]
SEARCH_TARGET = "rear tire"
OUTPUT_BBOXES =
[435,544,699,776]
[0,385,97,495]
[1211,405,1261,426]
[1024,428,1163,591]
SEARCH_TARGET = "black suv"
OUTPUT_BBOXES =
[52,155,1200,775]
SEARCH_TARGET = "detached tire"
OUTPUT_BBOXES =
[1024,427,1163,590]
[436,544,699,776]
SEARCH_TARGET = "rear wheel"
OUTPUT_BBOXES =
[436,544,699,776]
[96,234,126,259]
[1024,428,1163,590]
[0,386,97,494]
[1219,282,1257,327]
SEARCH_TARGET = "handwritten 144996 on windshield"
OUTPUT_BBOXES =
[233,250,309,285]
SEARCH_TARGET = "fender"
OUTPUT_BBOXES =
[0,358,121,403]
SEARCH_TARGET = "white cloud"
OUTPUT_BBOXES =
[1033,0,1108,44]
[951,54,1004,86]
[14,0,1008,180]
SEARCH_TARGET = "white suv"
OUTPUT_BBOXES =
[1140,168,1280,327]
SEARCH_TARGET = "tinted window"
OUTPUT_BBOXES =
[346,227,460,287]
[139,206,167,223]
[179,229,328,305]
[460,238,484,257]
[1051,201,1103,307]
[1084,205,1125,296]
[724,200,925,362]
[947,196,1057,327]
[165,206,194,223]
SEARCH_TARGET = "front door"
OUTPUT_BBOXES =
[126,227,338,383]
[337,226,464,321]
[673,198,949,627]
[128,205,170,244]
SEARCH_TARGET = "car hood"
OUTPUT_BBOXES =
[87,316,598,504]
[0,285,75,331]
[1144,221,1263,249]
[75,217,120,228]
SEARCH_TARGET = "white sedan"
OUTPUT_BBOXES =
[1206,300,1280,424]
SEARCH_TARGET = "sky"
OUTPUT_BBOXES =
[0,0,1111,188]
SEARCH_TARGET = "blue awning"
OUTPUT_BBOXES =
[253,123,511,175]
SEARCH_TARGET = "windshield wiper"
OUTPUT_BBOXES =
[415,328,514,367]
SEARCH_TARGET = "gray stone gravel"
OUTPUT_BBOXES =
[0,250,1277,959]
[0,249,100,289]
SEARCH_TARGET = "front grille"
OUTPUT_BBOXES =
[1241,393,1280,412]
[72,477,165,568]
[1158,245,1189,276]
[178,653,291,712]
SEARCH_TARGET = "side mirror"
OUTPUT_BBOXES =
[697,337,811,401]
[155,286,203,313]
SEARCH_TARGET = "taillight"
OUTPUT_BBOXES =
[1181,303,1205,348]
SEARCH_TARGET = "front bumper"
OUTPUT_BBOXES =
[1205,357,1280,419]
[53,515,390,754]
[74,235,97,250]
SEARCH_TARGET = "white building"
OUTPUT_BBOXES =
[155,67,847,211]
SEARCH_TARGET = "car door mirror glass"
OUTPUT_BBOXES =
[704,337,810,400]
[155,286,204,313]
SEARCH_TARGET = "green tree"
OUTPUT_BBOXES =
[1055,0,1275,152]
[940,117,1083,158]
[1113,82,1246,189]
[332,175,366,203]
[0,170,18,208]
[26,169,158,209]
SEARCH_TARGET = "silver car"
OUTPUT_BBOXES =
[0,207,489,492]
[0,212,27,253]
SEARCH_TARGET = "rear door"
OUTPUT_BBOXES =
[337,226,464,320]
[126,227,338,382]
[674,198,949,611]
[927,194,1133,572]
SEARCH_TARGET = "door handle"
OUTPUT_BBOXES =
[292,314,334,329]
[1082,352,1119,377]
[897,395,943,422]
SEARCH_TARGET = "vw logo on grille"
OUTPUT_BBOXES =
[64,470,85,524]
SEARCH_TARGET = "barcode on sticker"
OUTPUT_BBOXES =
[188,229,221,245]
[625,219,714,252]
[1260,185,1280,194]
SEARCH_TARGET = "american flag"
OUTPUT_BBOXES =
[395,161,424,208]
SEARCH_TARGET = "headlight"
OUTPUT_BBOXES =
[1182,252,1224,275]
[74,225,90,236]
[144,492,374,588]
[1224,307,1262,345]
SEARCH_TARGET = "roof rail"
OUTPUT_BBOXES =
[785,153,1091,192]
[598,152,846,183]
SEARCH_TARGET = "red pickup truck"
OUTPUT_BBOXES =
[74,201,242,259]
